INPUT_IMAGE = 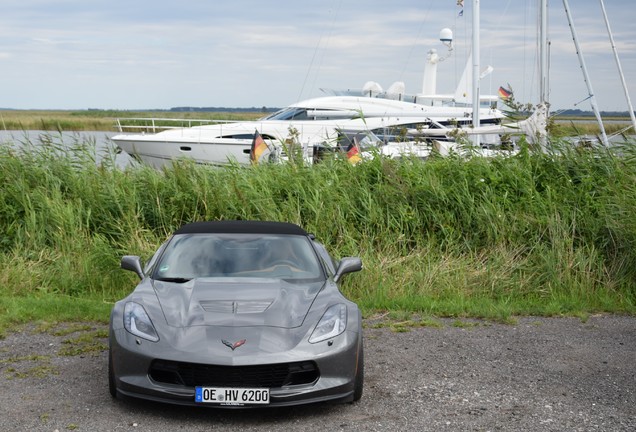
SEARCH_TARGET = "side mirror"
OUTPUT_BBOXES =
[334,257,362,283]
[121,255,144,280]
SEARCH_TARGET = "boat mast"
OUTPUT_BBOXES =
[562,0,609,147]
[471,0,480,146]
[533,0,549,149]
[599,0,636,134]
[539,0,548,106]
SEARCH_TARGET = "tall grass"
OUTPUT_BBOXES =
[0,110,263,132]
[1,135,635,333]
[550,120,634,138]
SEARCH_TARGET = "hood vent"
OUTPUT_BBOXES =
[199,300,272,314]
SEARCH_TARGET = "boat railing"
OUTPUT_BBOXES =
[114,118,234,133]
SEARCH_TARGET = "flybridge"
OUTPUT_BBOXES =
[320,87,498,109]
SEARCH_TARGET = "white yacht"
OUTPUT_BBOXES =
[111,28,514,168]
[111,94,505,168]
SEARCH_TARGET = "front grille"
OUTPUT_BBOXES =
[149,359,319,388]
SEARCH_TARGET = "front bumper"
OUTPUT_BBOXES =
[109,325,361,408]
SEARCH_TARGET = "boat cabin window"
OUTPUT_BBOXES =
[262,107,351,121]
[336,131,382,151]
[262,107,309,121]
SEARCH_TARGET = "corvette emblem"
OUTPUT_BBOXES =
[222,339,246,351]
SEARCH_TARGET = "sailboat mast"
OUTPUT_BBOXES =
[562,0,609,146]
[599,0,636,133]
[471,0,480,145]
[539,0,549,105]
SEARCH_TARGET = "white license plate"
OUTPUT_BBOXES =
[195,387,270,405]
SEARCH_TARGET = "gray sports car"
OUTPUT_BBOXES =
[108,220,364,407]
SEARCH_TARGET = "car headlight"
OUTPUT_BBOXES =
[309,304,347,343]
[124,302,159,342]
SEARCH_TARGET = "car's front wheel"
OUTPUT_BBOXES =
[353,340,364,401]
[108,348,117,399]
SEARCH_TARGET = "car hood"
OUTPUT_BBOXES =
[152,277,324,329]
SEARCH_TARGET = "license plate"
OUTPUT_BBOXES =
[195,387,270,405]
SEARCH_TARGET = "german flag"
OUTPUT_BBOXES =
[250,130,268,164]
[498,86,513,100]
[346,137,362,165]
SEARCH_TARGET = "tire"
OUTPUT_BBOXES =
[108,348,117,399]
[353,339,364,402]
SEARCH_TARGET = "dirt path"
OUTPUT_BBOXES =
[1,315,634,431]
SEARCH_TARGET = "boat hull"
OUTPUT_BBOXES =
[112,136,255,168]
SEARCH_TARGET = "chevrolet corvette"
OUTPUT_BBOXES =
[108,220,363,407]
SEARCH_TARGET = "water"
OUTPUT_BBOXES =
[1,129,632,170]
[0,130,135,168]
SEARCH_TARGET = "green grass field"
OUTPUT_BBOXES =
[1,131,635,336]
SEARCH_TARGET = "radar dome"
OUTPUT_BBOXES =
[439,28,453,44]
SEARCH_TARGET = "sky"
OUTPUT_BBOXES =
[1,0,635,112]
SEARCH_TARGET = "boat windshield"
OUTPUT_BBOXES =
[262,107,310,121]
[261,107,352,121]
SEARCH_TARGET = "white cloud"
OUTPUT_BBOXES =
[0,0,633,111]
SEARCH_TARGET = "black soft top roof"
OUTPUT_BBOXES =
[174,220,309,236]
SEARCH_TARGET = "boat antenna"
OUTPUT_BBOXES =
[422,28,453,96]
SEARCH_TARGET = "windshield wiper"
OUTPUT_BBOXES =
[154,277,192,283]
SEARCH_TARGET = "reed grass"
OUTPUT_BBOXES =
[0,134,635,334]
[550,120,634,138]
[0,110,263,132]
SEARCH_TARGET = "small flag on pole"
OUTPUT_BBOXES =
[346,137,362,165]
[250,130,268,164]
[498,86,513,100]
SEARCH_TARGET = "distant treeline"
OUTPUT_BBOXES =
[554,109,635,117]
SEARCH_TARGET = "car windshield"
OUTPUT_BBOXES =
[153,233,324,281]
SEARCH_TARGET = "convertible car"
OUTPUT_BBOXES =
[108,220,364,407]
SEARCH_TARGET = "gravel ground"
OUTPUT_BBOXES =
[1,315,634,431]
